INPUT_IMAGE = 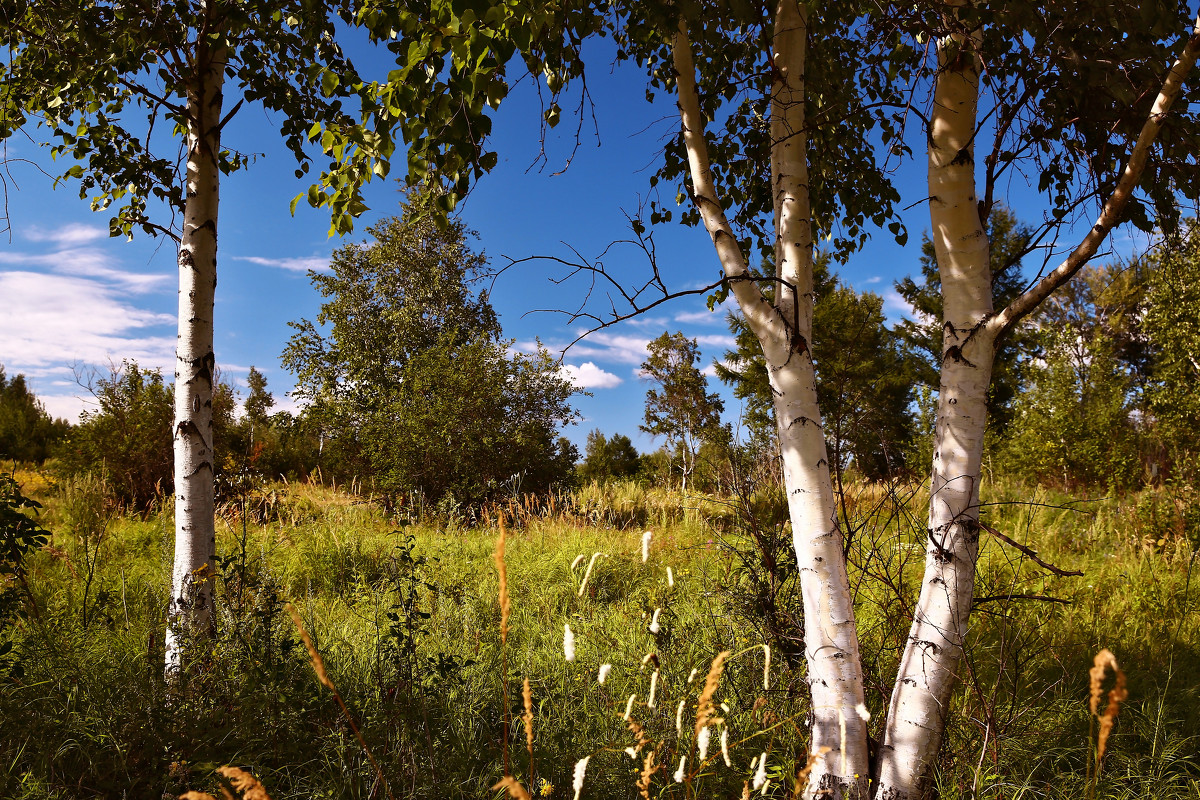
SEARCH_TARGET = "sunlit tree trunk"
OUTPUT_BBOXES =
[876,25,993,799]
[673,4,868,796]
[165,27,225,672]
[878,14,1200,798]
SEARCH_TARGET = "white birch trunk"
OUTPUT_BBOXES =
[165,31,225,672]
[876,28,992,800]
[878,16,1200,798]
[673,4,868,795]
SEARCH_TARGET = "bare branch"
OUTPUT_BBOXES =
[977,520,1084,578]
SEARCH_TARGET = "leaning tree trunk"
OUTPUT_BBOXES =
[672,4,869,796]
[165,30,225,672]
[877,14,1200,798]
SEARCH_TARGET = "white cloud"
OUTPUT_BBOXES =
[882,289,917,324]
[674,309,720,324]
[694,333,736,349]
[36,392,92,423]
[566,332,652,365]
[701,363,720,377]
[0,247,169,294]
[25,223,108,246]
[234,254,329,273]
[623,315,671,329]
[0,271,176,378]
[562,361,623,389]
[862,276,883,285]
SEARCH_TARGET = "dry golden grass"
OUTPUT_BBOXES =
[1089,648,1129,770]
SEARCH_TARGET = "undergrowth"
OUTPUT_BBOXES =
[0,469,1196,798]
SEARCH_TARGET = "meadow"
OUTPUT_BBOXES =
[2,466,1198,799]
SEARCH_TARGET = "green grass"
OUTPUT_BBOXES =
[1,473,1197,799]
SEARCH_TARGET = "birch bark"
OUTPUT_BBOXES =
[878,14,1200,798]
[673,4,868,795]
[876,27,992,799]
[165,24,225,671]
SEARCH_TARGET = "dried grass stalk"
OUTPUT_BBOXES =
[790,747,832,799]
[695,651,731,740]
[522,677,534,761]
[285,603,331,691]
[285,603,394,800]
[637,750,656,799]
[215,767,272,800]
[179,793,219,800]
[492,776,533,800]
[1089,648,1129,770]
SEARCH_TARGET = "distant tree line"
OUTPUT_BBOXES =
[8,210,1200,506]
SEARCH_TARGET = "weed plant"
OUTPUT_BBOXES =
[0,470,1196,798]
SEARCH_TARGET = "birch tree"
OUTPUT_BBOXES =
[2,0,398,670]
[875,5,1200,797]
[350,1,1200,796]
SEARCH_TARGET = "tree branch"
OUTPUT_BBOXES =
[977,520,1084,577]
[989,13,1200,341]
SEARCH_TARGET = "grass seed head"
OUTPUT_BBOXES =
[695,650,730,739]
[216,766,272,800]
[493,776,533,800]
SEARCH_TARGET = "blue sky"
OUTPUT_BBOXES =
[0,39,1152,452]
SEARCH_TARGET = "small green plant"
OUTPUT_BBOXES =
[0,472,50,677]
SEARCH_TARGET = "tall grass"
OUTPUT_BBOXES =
[0,469,1197,798]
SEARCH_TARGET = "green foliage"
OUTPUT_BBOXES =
[640,331,727,490]
[717,259,915,479]
[2,0,399,237]
[283,198,578,503]
[365,333,580,504]
[579,429,641,483]
[894,206,1038,432]
[57,362,173,512]
[1001,322,1141,492]
[1142,223,1200,483]
[2,478,1198,798]
[0,367,69,463]
[0,472,49,677]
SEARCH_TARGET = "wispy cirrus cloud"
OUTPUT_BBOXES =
[233,254,329,273]
[1,224,177,420]
[24,222,108,246]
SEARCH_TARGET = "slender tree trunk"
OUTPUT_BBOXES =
[877,27,992,800]
[878,15,1200,798]
[673,4,869,795]
[165,30,225,672]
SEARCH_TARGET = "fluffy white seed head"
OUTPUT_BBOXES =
[666,566,674,587]
[622,694,637,721]
[752,752,768,790]
[564,623,576,662]
[572,756,590,800]
[597,663,612,684]
[674,756,686,783]
[647,669,659,708]
[698,726,711,761]
[721,726,731,766]
[855,702,871,722]
[648,608,662,635]
[641,530,652,563]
